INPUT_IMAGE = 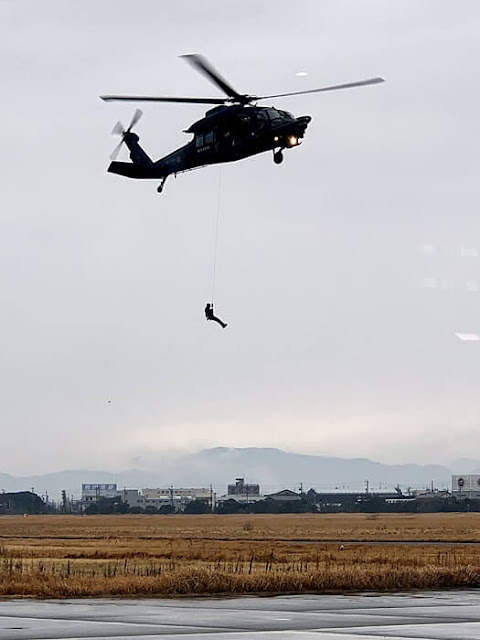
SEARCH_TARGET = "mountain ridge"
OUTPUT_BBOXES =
[0,447,462,500]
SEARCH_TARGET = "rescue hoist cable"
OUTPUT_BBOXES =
[210,167,222,304]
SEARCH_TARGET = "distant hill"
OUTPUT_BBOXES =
[174,447,451,493]
[450,458,480,474]
[0,469,161,501]
[0,447,454,501]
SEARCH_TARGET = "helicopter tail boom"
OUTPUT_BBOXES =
[107,131,165,179]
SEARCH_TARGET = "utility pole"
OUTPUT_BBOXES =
[365,479,369,496]
[61,490,67,513]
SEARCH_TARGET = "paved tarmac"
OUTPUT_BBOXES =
[1,590,479,639]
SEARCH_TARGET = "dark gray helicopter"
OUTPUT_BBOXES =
[101,55,384,193]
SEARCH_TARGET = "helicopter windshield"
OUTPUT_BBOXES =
[255,111,268,130]
[266,108,283,126]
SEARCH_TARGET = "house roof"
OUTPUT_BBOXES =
[267,489,302,501]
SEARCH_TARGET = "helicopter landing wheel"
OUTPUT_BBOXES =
[273,150,284,165]
[157,177,167,193]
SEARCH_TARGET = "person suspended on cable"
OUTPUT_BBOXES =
[204,303,227,328]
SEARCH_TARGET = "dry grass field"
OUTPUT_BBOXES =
[1,513,479,597]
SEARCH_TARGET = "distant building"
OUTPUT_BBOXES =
[452,475,480,499]
[0,491,45,515]
[227,477,260,497]
[412,489,451,500]
[266,489,302,502]
[81,483,117,503]
[217,478,263,505]
[78,484,214,512]
[115,488,144,509]
[142,487,214,511]
[307,490,405,512]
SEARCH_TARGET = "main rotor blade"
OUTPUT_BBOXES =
[181,54,243,101]
[258,77,385,100]
[100,94,228,104]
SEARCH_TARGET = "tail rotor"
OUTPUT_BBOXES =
[110,108,143,160]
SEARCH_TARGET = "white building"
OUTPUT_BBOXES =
[227,478,260,497]
[217,478,263,505]
[115,488,144,509]
[452,475,480,499]
[141,487,214,511]
[81,483,117,503]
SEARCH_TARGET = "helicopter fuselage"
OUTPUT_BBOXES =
[103,53,383,191]
[108,104,311,185]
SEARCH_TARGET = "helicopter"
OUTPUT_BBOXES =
[101,54,384,193]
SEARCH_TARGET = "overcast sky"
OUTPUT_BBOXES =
[1,1,480,475]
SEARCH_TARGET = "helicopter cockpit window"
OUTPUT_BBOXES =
[256,111,268,129]
[279,110,294,120]
[267,108,283,125]
[205,131,214,144]
[196,134,204,148]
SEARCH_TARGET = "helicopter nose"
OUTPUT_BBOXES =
[295,115,311,137]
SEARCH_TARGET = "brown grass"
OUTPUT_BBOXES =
[0,513,479,597]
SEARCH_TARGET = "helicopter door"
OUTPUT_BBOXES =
[217,123,233,153]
